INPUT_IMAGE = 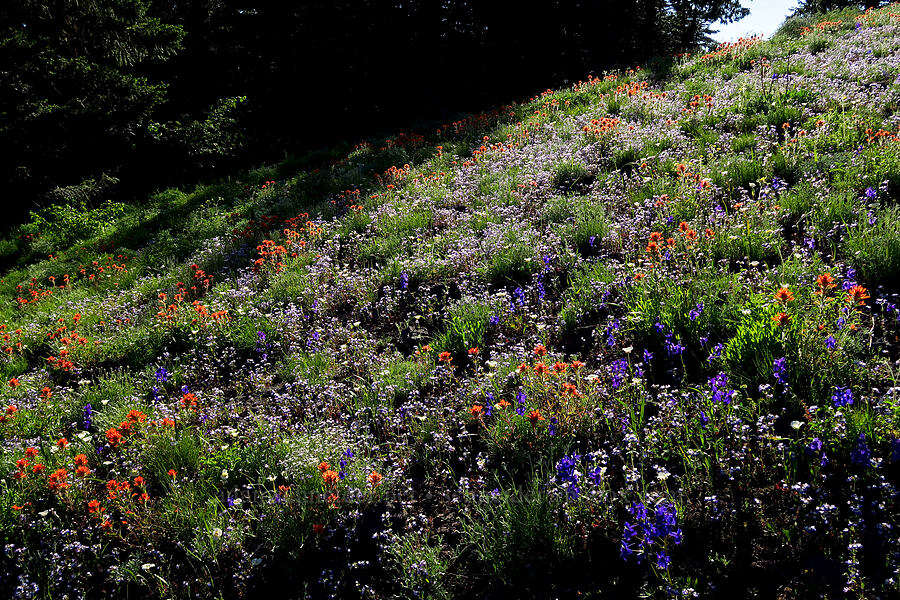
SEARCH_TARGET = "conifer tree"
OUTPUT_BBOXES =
[0,0,184,209]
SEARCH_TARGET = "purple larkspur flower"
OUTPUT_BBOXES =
[709,372,734,404]
[514,287,526,306]
[773,357,788,387]
[621,500,681,566]
[665,334,684,357]
[689,302,704,322]
[807,437,823,455]
[832,387,854,408]
[611,358,628,388]
[850,433,871,467]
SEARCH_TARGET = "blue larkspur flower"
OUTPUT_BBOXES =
[850,433,871,467]
[832,386,854,408]
[709,373,734,404]
[611,358,628,388]
[773,357,788,387]
[689,302,704,322]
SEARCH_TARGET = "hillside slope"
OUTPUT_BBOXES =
[2,5,900,599]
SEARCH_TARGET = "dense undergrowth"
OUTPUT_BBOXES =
[3,5,900,599]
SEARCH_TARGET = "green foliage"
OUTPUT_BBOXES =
[765,105,803,128]
[433,299,494,361]
[845,205,900,284]
[145,432,202,483]
[680,119,718,147]
[360,206,433,265]
[482,230,539,285]
[624,272,741,366]
[709,206,782,264]
[370,358,430,406]
[612,147,640,171]
[857,143,900,200]
[775,15,816,39]
[723,298,785,387]
[23,200,128,246]
[279,351,332,385]
[551,160,592,193]
[807,34,832,54]
[570,199,610,254]
[559,262,614,337]
[712,156,764,194]
[147,96,248,167]
[461,477,574,594]
[385,532,453,600]
[81,373,140,431]
[731,134,757,153]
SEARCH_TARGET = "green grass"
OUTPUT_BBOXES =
[846,204,900,285]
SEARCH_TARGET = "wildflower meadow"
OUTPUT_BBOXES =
[3,5,900,598]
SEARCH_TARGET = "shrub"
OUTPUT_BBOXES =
[23,199,128,247]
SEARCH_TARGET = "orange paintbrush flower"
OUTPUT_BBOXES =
[772,312,791,327]
[774,287,794,303]
[322,469,339,486]
[367,471,383,488]
[846,285,869,306]
[816,273,836,290]
[527,410,545,427]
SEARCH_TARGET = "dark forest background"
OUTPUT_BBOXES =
[0,0,873,228]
